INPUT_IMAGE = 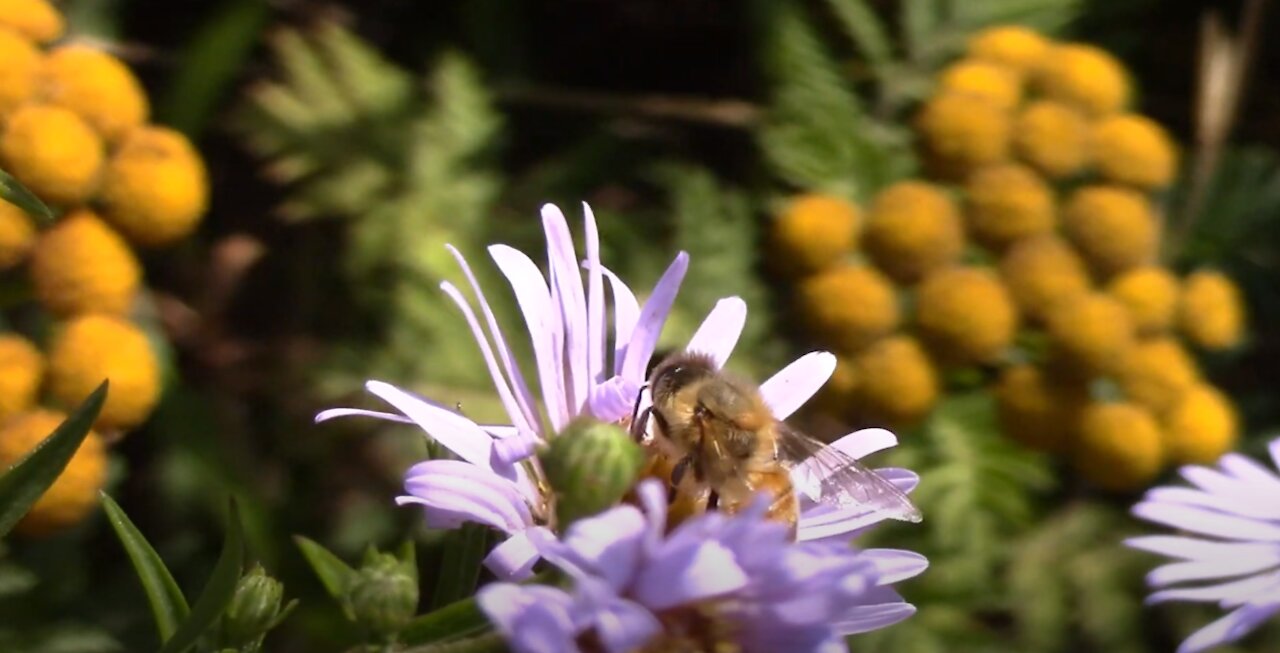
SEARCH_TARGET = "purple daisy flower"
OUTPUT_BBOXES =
[318,202,920,577]
[1126,437,1280,653]
[478,479,927,653]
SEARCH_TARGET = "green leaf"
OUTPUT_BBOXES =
[824,0,894,70]
[429,523,490,609]
[101,493,191,642]
[401,596,489,646]
[158,499,246,653]
[0,381,106,537]
[293,535,358,609]
[0,167,53,225]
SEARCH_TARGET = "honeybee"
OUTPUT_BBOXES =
[639,352,922,533]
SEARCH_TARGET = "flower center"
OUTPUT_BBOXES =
[631,604,742,653]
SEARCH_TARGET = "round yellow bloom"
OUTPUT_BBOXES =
[0,27,41,115]
[813,355,860,417]
[0,410,106,534]
[100,126,209,247]
[999,235,1092,322]
[1092,114,1177,189]
[1013,100,1091,179]
[1046,293,1136,375]
[967,25,1050,73]
[1062,185,1160,276]
[798,263,899,352]
[1106,266,1179,334]
[915,266,1019,364]
[862,181,965,283]
[39,45,150,142]
[770,194,860,276]
[964,163,1055,249]
[850,335,938,424]
[0,0,63,44]
[938,59,1022,111]
[916,93,1012,177]
[0,104,104,206]
[995,363,1087,454]
[0,334,43,421]
[0,199,36,269]
[1162,384,1238,465]
[1179,270,1245,350]
[48,314,162,430]
[1034,43,1130,116]
[1073,401,1163,492]
[1113,337,1199,413]
[30,210,141,317]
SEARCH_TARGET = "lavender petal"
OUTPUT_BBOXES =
[490,244,570,431]
[620,252,689,383]
[314,408,414,425]
[685,297,747,369]
[759,352,837,420]
[1133,502,1280,541]
[1176,602,1280,653]
[583,203,606,385]
[366,381,494,469]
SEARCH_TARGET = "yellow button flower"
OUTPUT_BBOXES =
[850,335,939,424]
[30,210,141,317]
[1161,384,1238,465]
[0,333,43,420]
[0,0,63,44]
[0,410,106,535]
[1179,270,1245,350]
[1034,43,1131,116]
[964,163,1056,249]
[938,59,1022,111]
[813,354,860,417]
[1073,401,1163,492]
[798,263,899,352]
[915,266,1019,364]
[0,104,104,206]
[0,27,40,115]
[39,44,150,142]
[0,198,36,270]
[1113,337,1199,414]
[1106,266,1179,334]
[916,92,1012,177]
[770,194,860,276]
[863,181,965,283]
[1046,293,1136,375]
[1062,185,1160,276]
[967,25,1051,74]
[101,126,210,247]
[48,314,161,431]
[999,234,1092,322]
[1013,100,1091,179]
[1092,114,1177,189]
[996,363,1087,454]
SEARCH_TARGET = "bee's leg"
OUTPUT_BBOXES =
[629,406,652,441]
[766,491,800,539]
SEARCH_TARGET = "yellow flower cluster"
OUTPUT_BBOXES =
[0,0,205,534]
[775,25,1247,491]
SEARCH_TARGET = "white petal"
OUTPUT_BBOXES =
[314,408,414,424]
[685,297,747,369]
[543,204,590,414]
[490,244,570,431]
[1133,502,1280,542]
[366,381,493,469]
[759,352,837,420]
[1148,556,1280,587]
[583,203,606,386]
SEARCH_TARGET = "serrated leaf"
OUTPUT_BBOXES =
[0,168,53,225]
[158,499,245,653]
[0,382,106,537]
[824,0,894,69]
[294,535,357,608]
[429,524,490,609]
[101,493,191,642]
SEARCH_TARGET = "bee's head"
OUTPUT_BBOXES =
[649,351,717,406]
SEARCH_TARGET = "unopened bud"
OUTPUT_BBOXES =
[222,565,285,651]
[540,417,645,527]
[344,551,418,641]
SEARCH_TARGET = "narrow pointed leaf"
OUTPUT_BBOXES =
[400,596,488,646]
[102,493,191,641]
[294,535,358,603]
[158,499,245,653]
[0,168,53,225]
[0,382,107,537]
[429,523,489,609]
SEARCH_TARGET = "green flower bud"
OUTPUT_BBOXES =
[222,565,285,652]
[539,417,645,527]
[344,551,419,641]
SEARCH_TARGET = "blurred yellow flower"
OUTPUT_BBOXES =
[1092,114,1177,190]
[48,314,161,431]
[0,333,43,421]
[999,234,1092,322]
[938,59,1022,111]
[813,354,860,416]
[30,210,141,317]
[1046,293,1136,375]
[1013,100,1091,179]
[0,27,40,115]
[39,44,150,142]
[101,126,209,247]
[0,0,63,44]
[916,93,1012,176]
[1161,384,1238,465]
[963,163,1056,249]
[995,363,1086,454]
[1062,185,1159,276]
[967,25,1050,73]
[1114,337,1199,414]
[915,266,1019,364]
[0,104,104,206]
[798,263,899,352]
[1106,266,1179,334]
[850,335,938,424]
[863,181,965,283]
[1034,43,1130,116]
[1073,401,1163,492]
[0,410,106,535]
[0,198,36,270]
[1179,270,1245,350]
[770,194,859,276]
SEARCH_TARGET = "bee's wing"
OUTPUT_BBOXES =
[775,425,922,523]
